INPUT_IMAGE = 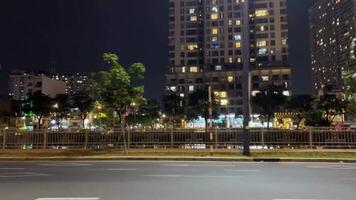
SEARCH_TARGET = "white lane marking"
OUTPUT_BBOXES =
[305,165,356,170]
[39,163,93,167]
[273,199,324,200]
[142,174,242,178]
[0,168,25,170]
[106,168,138,171]
[224,169,260,172]
[0,172,49,178]
[35,198,100,200]
[161,164,235,167]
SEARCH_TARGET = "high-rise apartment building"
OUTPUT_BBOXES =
[166,0,292,114]
[310,0,356,94]
[50,73,90,96]
[8,71,67,101]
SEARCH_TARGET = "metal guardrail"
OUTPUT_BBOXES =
[0,128,355,150]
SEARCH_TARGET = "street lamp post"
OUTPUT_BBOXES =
[242,0,251,156]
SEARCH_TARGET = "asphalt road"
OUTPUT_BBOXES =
[0,161,355,200]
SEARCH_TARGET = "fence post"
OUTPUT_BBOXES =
[127,128,131,150]
[170,128,174,148]
[261,128,265,149]
[84,129,89,150]
[214,129,218,148]
[309,128,313,149]
[2,129,6,150]
[43,129,47,149]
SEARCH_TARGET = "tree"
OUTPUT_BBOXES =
[162,92,185,128]
[127,100,160,128]
[22,91,53,129]
[287,95,313,129]
[186,89,219,128]
[90,53,145,153]
[317,94,347,125]
[342,70,356,120]
[52,94,71,128]
[91,53,146,126]
[252,85,287,128]
[72,92,95,128]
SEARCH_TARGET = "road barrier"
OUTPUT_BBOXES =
[0,128,355,150]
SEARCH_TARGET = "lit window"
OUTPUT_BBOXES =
[187,44,198,50]
[256,40,267,47]
[170,86,177,92]
[189,85,194,92]
[220,99,228,106]
[227,76,234,82]
[190,66,198,72]
[283,91,290,96]
[220,91,227,98]
[211,13,218,20]
[235,20,241,26]
[261,76,269,81]
[234,35,241,40]
[235,41,241,48]
[212,28,218,35]
[182,66,186,73]
[190,16,197,22]
[282,39,288,45]
[215,65,222,71]
[189,8,195,14]
[237,57,242,63]
[255,9,269,17]
[258,48,268,55]
[228,57,233,63]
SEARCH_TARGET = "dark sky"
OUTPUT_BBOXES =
[0,0,315,99]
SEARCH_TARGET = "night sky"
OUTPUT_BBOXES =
[0,0,316,99]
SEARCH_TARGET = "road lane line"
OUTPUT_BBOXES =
[0,172,50,178]
[39,163,93,167]
[224,169,260,172]
[106,168,138,171]
[35,198,100,200]
[142,174,242,178]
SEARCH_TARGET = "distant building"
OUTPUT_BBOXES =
[309,0,356,95]
[50,73,90,96]
[8,70,67,101]
[0,96,21,127]
[166,0,292,114]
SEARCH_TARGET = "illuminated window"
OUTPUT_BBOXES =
[189,8,195,14]
[256,40,267,47]
[187,44,198,50]
[227,76,234,82]
[212,28,218,35]
[235,41,241,48]
[228,57,233,63]
[189,85,194,92]
[235,20,241,26]
[211,13,218,20]
[220,91,227,98]
[215,65,222,71]
[282,39,288,45]
[182,66,186,73]
[237,57,242,63]
[190,66,198,72]
[255,9,269,17]
[220,99,228,106]
[234,35,241,40]
[258,48,268,55]
[261,76,269,81]
[190,16,197,22]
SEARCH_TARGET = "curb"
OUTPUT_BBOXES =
[1,156,356,163]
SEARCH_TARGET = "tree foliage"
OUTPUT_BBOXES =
[186,89,219,128]
[287,95,313,129]
[72,92,95,128]
[90,53,145,125]
[162,92,185,127]
[342,70,356,120]
[22,91,53,129]
[252,85,287,128]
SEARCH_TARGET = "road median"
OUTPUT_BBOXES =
[1,149,356,163]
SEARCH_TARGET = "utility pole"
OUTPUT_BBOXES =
[242,0,251,156]
[208,85,213,155]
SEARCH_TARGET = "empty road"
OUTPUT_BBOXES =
[0,160,355,200]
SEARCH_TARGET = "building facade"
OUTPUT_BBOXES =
[310,0,356,94]
[8,71,67,101]
[166,0,292,114]
[50,73,90,96]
